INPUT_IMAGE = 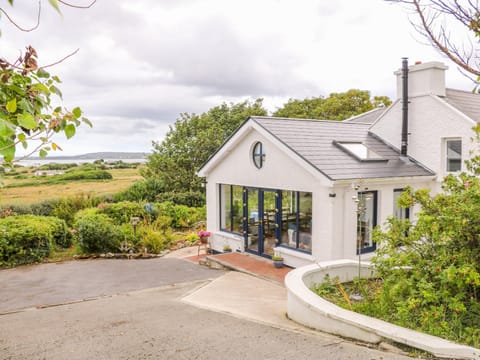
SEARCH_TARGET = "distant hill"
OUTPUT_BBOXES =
[26,152,150,160]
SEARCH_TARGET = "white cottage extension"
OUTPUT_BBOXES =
[198,60,480,268]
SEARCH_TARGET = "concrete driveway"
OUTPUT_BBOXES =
[0,257,223,314]
[0,254,411,359]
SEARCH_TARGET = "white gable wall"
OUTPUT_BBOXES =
[204,126,338,266]
[370,95,476,185]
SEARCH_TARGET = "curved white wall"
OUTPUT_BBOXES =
[285,261,480,359]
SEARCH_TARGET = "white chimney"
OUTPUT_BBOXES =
[395,61,448,98]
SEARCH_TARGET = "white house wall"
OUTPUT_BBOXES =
[205,128,336,266]
[370,95,477,184]
[334,177,435,261]
[205,126,436,266]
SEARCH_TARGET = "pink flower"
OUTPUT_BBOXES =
[464,182,471,188]
[198,230,211,237]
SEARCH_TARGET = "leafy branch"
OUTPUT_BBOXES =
[0,46,91,166]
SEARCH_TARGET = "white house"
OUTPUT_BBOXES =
[198,60,480,268]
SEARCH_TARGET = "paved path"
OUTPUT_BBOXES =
[0,254,411,359]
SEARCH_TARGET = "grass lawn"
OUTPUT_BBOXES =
[0,167,142,204]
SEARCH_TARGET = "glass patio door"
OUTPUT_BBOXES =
[245,188,279,257]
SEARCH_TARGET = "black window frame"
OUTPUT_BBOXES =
[356,190,377,255]
[252,142,265,169]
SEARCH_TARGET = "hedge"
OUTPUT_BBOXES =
[75,213,123,253]
[0,215,69,267]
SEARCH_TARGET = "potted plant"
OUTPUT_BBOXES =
[197,230,211,244]
[272,254,284,268]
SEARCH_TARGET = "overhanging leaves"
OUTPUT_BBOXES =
[17,113,36,129]
[64,124,76,139]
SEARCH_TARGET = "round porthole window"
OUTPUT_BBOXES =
[252,142,265,169]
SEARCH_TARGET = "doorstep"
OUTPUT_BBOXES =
[201,252,292,285]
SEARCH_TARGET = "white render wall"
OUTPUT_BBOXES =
[204,127,336,266]
[370,94,476,182]
[204,125,435,266]
[333,177,434,261]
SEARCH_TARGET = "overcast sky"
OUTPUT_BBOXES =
[1,0,474,156]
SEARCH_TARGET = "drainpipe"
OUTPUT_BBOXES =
[401,57,409,156]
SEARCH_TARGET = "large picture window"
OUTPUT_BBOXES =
[220,184,244,234]
[280,191,312,252]
[219,184,312,254]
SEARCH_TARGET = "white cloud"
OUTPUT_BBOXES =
[1,0,476,156]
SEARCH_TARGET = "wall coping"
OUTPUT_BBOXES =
[285,260,480,360]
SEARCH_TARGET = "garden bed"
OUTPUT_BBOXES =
[285,260,480,360]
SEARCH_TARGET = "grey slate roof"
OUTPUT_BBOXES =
[343,107,387,124]
[444,88,480,122]
[252,116,434,181]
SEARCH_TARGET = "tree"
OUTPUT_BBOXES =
[273,89,391,120]
[143,99,267,204]
[371,126,480,347]
[387,0,480,79]
[0,1,94,166]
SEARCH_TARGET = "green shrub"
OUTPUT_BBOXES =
[73,207,100,223]
[41,216,71,248]
[51,195,102,226]
[156,190,205,207]
[105,160,140,169]
[76,213,123,253]
[140,227,173,254]
[59,169,112,181]
[151,215,173,230]
[118,223,141,249]
[185,232,200,244]
[0,215,69,267]
[66,163,105,172]
[113,178,165,202]
[0,203,32,216]
[100,201,147,225]
[371,148,480,347]
[156,202,205,229]
[30,200,56,216]
[37,163,78,171]
[25,195,103,226]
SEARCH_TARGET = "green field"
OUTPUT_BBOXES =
[0,166,143,205]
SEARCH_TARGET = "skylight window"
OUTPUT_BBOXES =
[334,141,384,161]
